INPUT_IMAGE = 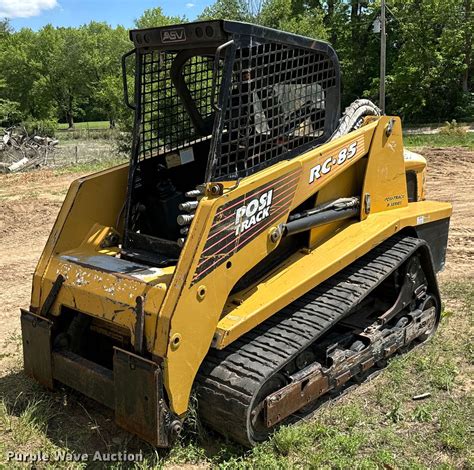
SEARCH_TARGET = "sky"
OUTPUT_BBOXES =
[1,0,212,30]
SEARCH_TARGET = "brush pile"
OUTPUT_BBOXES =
[0,126,59,173]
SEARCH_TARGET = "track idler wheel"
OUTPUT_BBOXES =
[413,293,440,343]
[248,373,287,444]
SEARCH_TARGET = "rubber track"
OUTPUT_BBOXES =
[196,236,425,446]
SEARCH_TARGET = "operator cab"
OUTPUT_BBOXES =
[120,20,340,266]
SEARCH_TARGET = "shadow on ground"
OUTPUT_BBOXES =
[0,368,243,467]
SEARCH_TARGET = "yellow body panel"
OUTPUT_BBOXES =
[30,116,452,417]
[29,165,173,349]
[361,117,408,216]
[404,150,428,201]
[31,164,130,310]
[215,200,451,349]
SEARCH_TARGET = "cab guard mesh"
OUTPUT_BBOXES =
[127,21,340,181]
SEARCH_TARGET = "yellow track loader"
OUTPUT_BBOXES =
[21,21,451,446]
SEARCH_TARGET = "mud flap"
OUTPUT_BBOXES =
[415,218,450,272]
[114,348,173,447]
[20,309,54,389]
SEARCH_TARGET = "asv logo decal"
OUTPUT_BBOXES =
[235,190,273,236]
[309,142,358,184]
[161,28,186,43]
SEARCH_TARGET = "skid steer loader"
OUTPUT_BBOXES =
[21,20,451,447]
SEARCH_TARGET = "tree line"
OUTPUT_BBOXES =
[0,0,472,130]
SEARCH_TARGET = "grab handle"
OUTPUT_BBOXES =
[122,49,136,110]
[211,40,234,112]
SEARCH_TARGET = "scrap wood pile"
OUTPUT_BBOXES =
[0,126,59,173]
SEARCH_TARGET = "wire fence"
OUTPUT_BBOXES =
[53,140,127,166]
[1,135,127,173]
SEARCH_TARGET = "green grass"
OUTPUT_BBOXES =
[57,121,110,130]
[1,279,472,469]
[53,157,128,175]
[404,132,474,150]
[403,121,473,129]
[57,128,119,142]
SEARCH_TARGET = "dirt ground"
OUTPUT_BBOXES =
[0,171,74,368]
[423,148,474,279]
[0,147,472,371]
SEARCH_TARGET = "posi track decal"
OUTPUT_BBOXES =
[191,169,301,285]
[235,189,273,236]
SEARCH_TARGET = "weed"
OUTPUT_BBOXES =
[167,440,208,465]
[439,119,467,136]
[272,424,312,455]
[372,448,396,467]
[386,354,410,386]
[386,401,404,423]
[329,403,365,428]
[245,444,290,470]
[429,359,458,391]
[413,355,431,373]
[439,401,471,453]
[305,430,366,468]
[181,393,208,442]
[412,404,433,423]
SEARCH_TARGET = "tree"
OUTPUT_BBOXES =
[80,22,130,127]
[200,0,328,37]
[257,0,327,38]
[135,7,185,28]
[29,26,91,128]
[0,18,11,37]
[0,2,470,126]
[0,28,46,119]
[0,79,22,125]
[386,0,473,121]
[461,0,472,93]
[200,0,251,21]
